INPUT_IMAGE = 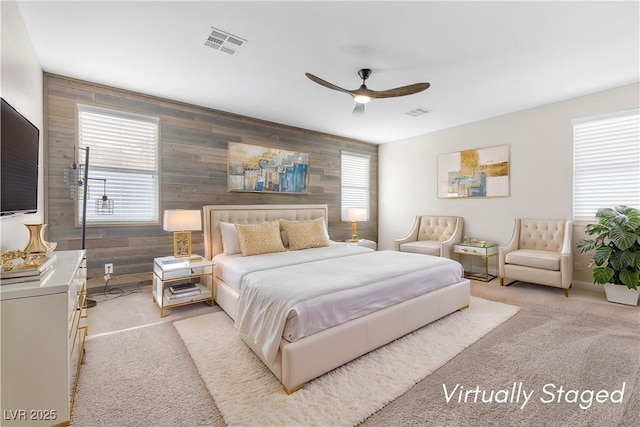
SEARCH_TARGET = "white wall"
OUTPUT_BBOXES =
[0,0,44,251]
[379,83,639,281]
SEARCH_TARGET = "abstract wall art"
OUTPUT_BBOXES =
[437,144,510,198]
[227,142,309,193]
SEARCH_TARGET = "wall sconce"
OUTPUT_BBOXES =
[163,210,202,258]
[346,207,368,242]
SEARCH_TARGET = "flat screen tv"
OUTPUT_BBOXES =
[1,97,40,216]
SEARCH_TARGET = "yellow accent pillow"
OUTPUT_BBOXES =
[281,218,330,250]
[235,221,286,256]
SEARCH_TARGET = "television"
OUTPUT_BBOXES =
[1,97,40,216]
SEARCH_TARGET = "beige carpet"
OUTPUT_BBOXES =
[174,297,519,427]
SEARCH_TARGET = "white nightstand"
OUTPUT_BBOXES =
[347,239,377,250]
[152,255,214,317]
[453,240,498,282]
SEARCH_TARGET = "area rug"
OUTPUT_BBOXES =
[173,297,519,427]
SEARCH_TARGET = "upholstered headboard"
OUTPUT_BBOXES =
[202,204,329,259]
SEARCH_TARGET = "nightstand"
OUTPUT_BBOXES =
[152,255,214,317]
[346,239,377,250]
[453,240,498,282]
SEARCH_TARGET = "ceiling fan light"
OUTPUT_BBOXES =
[353,95,371,104]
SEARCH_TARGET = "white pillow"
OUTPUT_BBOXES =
[219,221,241,255]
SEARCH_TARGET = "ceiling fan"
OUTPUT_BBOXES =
[305,68,430,115]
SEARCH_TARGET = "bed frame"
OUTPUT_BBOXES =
[203,204,471,393]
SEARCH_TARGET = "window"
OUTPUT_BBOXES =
[77,105,159,224]
[340,151,370,221]
[573,108,640,220]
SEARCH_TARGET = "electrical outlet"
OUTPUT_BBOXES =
[105,263,114,274]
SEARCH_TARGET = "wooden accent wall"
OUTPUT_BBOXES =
[44,74,378,290]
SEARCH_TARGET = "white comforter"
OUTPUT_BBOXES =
[234,250,463,363]
[213,243,373,290]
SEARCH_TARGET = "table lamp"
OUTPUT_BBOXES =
[163,209,202,257]
[347,208,368,242]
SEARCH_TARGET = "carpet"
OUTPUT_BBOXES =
[173,297,519,427]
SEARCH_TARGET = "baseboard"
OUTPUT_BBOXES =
[571,279,605,293]
[458,258,605,294]
[87,281,150,296]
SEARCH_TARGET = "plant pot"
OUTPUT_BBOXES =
[603,284,640,306]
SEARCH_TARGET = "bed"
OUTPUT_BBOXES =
[203,204,470,393]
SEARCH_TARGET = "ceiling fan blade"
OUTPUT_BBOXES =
[305,72,354,95]
[306,69,430,115]
[365,82,430,99]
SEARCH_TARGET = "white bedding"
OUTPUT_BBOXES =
[234,250,464,362]
[213,242,373,290]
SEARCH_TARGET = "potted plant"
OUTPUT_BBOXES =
[577,205,640,306]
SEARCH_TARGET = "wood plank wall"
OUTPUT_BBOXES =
[44,74,378,291]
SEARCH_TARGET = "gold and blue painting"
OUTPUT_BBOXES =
[437,144,509,198]
[228,142,309,193]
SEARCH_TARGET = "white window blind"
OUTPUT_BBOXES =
[341,151,370,221]
[78,105,159,224]
[573,108,640,220]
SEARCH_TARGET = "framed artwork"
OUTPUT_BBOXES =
[228,142,309,193]
[437,144,510,198]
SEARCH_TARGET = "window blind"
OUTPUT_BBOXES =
[341,151,370,221]
[78,105,159,224]
[573,109,640,220]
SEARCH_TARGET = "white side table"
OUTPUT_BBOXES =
[152,255,214,317]
[347,239,377,250]
[453,240,498,282]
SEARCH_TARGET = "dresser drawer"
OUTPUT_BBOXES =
[453,244,498,256]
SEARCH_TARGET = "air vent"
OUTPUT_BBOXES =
[204,27,247,55]
[405,107,431,117]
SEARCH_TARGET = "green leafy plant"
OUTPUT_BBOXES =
[577,205,640,290]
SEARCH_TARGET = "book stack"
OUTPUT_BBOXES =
[166,282,201,300]
[0,254,56,285]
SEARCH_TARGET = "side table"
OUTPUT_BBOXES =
[453,240,498,282]
[346,239,377,250]
[152,255,214,317]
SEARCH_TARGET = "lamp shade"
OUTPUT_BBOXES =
[163,210,202,232]
[347,208,368,222]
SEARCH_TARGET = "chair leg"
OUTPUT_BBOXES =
[499,277,504,286]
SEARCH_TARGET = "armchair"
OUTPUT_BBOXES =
[395,215,463,258]
[499,218,572,296]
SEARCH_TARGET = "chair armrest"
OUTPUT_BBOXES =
[395,216,420,251]
[440,217,464,258]
[499,219,520,276]
[560,220,573,288]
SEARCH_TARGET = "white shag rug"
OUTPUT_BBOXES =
[174,297,519,427]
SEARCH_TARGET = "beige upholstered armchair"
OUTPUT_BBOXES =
[499,218,573,296]
[395,215,463,258]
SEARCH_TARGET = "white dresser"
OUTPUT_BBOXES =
[1,250,87,427]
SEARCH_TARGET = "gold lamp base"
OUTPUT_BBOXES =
[347,221,359,242]
[173,231,193,258]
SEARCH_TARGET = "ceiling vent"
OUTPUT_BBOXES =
[204,27,247,55]
[405,107,431,117]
